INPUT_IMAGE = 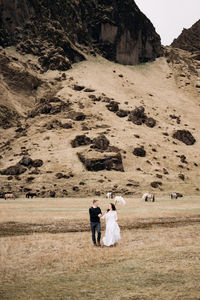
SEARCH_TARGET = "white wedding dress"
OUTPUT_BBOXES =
[102,211,120,246]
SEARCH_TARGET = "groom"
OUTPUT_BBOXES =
[89,200,102,246]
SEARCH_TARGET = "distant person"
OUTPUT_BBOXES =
[101,203,120,247]
[89,200,102,246]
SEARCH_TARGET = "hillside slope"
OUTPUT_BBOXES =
[0,46,199,197]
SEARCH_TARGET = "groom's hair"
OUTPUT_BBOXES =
[93,200,98,204]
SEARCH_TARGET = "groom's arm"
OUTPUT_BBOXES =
[89,207,92,217]
[98,207,102,218]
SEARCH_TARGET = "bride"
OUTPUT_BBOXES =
[101,203,120,247]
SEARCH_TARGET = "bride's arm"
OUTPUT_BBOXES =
[101,212,107,219]
[115,211,118,221]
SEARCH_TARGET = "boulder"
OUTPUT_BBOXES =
[92,135,110,150]
[56,173,69,179]
[45,120,72,130]
[128,106,157,127]
[84,88,95,92]
[19,156,33,166]
[78,152,124,172]
[151,181,162,188]
[173,130,196,145]
[88,95,101,102]
[180,155,187,164]
[145,117,156,128]
[61,123,72,129]
[170,115,181,124]
[178,174,185,181]
[106,101,119,112]
[163,168,169,175]
[116,109,129,118]
[32,159,43,168]
[26,176,35,182]
[69,111,86,121]
[73,85,85,91]
[71,135,92,148]
[133,147,146,157]
[128,106,146,125]
[72,186,80,191]
[0,164,27,175]
[50,191,56,198]
[56,173,64,179]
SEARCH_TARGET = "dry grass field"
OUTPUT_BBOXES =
[0,196,200,300]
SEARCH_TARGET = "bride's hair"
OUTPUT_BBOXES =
[107,203,116,212]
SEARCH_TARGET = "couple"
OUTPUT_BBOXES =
[89,199,120,247]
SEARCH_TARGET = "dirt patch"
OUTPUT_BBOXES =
[0,215,199,237]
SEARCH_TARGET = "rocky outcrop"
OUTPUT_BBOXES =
[171,20,200,55]
[28,98,71,118]
[0,0,162,69]
[0,156,44,176]
[0,164,26,176]
[78,151,124,172]
[128,106,156,127]
[172,130,196,145]
[32,159,43,168]
[0,47,41,91]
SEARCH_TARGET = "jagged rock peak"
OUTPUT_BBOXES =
[171,19,200,53]
[0,0,162,68]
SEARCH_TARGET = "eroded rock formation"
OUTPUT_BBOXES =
[172,20,200,55]
[0,0,162,69]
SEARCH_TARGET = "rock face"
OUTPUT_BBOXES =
[0,0,162,69]
[171,20,200,54]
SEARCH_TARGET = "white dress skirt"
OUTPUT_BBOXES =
[102,211,120,246]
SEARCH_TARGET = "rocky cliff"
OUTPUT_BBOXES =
[0,0,162,69]
[172,20,200,59]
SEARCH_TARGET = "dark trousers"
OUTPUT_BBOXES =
[90,222,101,244]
